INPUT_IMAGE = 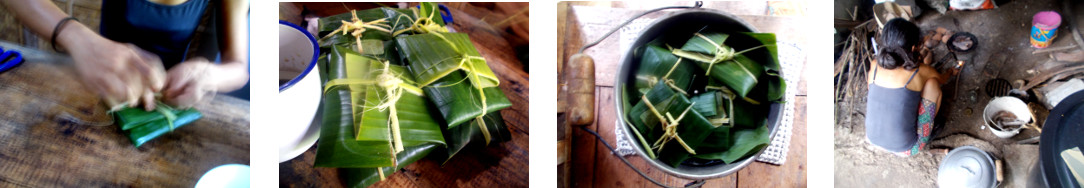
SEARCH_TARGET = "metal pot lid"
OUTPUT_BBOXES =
[938,146,996,188]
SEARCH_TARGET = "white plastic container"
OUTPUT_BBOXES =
[982,96,1031,138]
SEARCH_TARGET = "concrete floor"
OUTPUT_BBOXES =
[835,0,1074,187]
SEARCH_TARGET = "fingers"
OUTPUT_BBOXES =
[126,45,166,92]
[165,69,192,99]
[99,75,128,105]
[142,88,156,111]
[169,85,202,109]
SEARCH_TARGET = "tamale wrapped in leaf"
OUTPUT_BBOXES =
[633,45,694,98]
[627,83,716,167]
[396,32,511,127]
[690,91,732,127]
[693,125,770,164]
[685,54,763,98]
[396,33,500,89]
[318,7,415,47]
[671,32,770,98]
[421,71,512,128]
[339,143,440,188]
[115,106,202,147]
[314,45,445,168]
[434,112,511,163]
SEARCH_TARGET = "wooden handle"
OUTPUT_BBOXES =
[565,53,596,126]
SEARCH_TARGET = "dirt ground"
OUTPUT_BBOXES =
[835,0,1076,187]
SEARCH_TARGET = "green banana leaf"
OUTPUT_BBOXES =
[422,71,512,128]
[737,32,785,102]
[314,44,446,168]
[396,33,500,89]
[671,32,773,99]
[679,32,729,55]
[319,7,416,46]
[627,83,716,167]
[693,125,770,164]
[695,124,732,154]
[434,111,511,163]
[418,2,446,27]
[340,143,440,188]
[633,45,695,98]
[115,107,202,147]
[686,54,763,98]
[690,91,731,127]
[354,61,445,146]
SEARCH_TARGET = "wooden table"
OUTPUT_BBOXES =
[0,42,250,187]
[278,3,530,187]
[558,2,808,187]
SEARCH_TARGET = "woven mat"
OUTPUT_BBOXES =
[612,19,804,165]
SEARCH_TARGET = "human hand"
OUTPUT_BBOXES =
[163,57,218,108]
[67,38,166,111]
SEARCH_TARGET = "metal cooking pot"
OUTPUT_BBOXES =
[614,9,785,180]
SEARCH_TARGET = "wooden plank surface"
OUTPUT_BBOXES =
[0,43,250,187]
[559,2,807,187]
[278,3,529,187]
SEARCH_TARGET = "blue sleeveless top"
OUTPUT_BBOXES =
[866,66,921,152]
[100,0,209,68]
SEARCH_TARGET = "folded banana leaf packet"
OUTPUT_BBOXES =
[626,31,781,167]
[114,105,202,147]
[311,3,513,187]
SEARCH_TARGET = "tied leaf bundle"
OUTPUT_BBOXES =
[625,30,781,167]
[114,105,202,147]
[312,3,512,187]
[314,46,445,171]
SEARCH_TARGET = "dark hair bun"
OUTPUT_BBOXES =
[878,18,920,70]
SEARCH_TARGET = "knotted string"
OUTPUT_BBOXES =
[107,101,180,131]
[323,61,425,156]
[640,95,697,155]
[391,5,449,36]
[393,6,501,143]
[677,33,765,81]
[320,10,392,54]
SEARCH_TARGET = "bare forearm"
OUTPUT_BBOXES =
[213,60,248,92]
[3,0,97,51]
[2,0,70,39]
[216,0,249,92]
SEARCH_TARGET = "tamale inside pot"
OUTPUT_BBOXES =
[614,10,785,180]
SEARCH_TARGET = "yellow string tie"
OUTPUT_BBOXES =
[320,10,392,54]
[644,97,697,155]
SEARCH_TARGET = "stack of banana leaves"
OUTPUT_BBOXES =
[311,3,512,187]
[624,29,783,168]
[114,104,203,147]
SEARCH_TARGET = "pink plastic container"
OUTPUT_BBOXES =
[1031,11,1061,48]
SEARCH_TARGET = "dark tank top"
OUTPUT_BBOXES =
[866,66,922,152]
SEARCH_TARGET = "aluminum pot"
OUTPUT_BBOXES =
[614,9,784,180]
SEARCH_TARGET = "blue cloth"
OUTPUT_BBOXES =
[100,0,209,68]
[866,66,922,152]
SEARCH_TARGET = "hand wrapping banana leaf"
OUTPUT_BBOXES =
[626,30,782,167]
[311,3,512,187]
[114,105,202,147]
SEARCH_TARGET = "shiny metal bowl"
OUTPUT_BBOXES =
[614,9,784,180]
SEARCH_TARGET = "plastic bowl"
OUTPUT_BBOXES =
[982,96,1031,138]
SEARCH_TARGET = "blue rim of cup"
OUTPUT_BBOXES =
[279,20,319,92]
